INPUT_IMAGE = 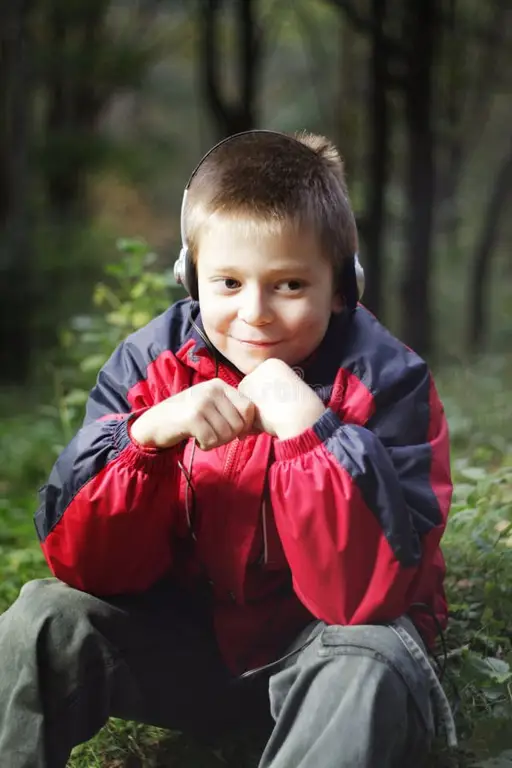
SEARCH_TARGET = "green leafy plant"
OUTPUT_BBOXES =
[55,237,183,437]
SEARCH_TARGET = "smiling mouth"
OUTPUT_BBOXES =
[238,339,280,347]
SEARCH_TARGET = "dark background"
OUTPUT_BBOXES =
[1,0,511,385]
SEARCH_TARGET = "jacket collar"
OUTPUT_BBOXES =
[176,300,353,392]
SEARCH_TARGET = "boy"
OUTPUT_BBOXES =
[0,130,455,767]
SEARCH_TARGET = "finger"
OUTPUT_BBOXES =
[193,416,221,451]
[212,394,248,437]
[223,388,256,430]
[201,400,239,446]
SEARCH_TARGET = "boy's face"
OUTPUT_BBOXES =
[196,216,343,375]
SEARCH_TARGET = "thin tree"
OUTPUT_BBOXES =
[467,138,512,351]
[43,0,110,220]
[436,0,510,253]
[400,0,439,356]
[363,0,390,318]
[325,0,403,321]
[0,0,34,383]
[200,0,262,139]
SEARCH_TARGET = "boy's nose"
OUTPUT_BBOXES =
[238,289,273,325]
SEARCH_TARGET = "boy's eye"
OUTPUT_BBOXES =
[276,279,305,292]
[223,278,240,290]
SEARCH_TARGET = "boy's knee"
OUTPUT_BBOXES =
[18,578,80,621]
[6,579,93,655]
[326,652,409,721]
[317,625,433,725]
[284,623,435,739]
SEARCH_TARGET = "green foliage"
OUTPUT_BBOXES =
[55,237,182,434]
[0,409,61,607]
[442,459,512,757]
[1,244,512,765]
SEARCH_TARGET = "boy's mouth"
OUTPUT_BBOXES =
[237,339,280,347]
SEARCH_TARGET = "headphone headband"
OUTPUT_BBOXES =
[180,130,312,255]
[175,129,364,308]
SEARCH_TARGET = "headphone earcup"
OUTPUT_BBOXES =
[174,247,199,301]
[340,257,359,312]
[354,254,365,301]
[173,247,186,288]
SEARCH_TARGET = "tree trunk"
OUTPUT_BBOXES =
[400,1,438,357]
[0,0,34,384]
[201,0,260,139]
[467,138,512,352]
[436,0,462,255]
[336,14,361,178]
[436,0,510,249]
[44,0,107,220]
[363,0,389,319]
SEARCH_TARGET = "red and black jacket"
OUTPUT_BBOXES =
[35,300,452,673]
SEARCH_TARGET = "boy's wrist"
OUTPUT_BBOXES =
[129,412,159,447]
[275,401,326,440]
[129,407,186,450]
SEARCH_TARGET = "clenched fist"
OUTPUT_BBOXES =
[130,378,256,451]
[238,358,326,440]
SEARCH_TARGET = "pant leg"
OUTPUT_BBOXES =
[0,576,236,768]
[259,618,437,768]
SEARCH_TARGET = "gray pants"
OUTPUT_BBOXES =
[0,577,441,767]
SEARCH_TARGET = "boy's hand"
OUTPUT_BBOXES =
[238,358,326,440]
[130,379,255,451]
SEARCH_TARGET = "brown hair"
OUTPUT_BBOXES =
[183,131,358,283]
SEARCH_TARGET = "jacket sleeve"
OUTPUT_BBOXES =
[34,338,185,595]
[268,358,452,627]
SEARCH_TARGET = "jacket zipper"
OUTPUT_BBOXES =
[220,362,245,482]
[219,362,241,388]
[261,498,268,566]
[223,438,243,482]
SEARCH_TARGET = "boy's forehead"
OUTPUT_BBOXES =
[197,213,325,270]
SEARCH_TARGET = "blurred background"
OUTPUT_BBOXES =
[1,0,511,387]
[1,2,512,766]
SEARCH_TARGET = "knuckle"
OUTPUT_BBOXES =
[208,378,225,394]
[200,430,217,449]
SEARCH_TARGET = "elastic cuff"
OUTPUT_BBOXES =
[311,408,343,441]
[273,409,343,461]
[114,415,183,474]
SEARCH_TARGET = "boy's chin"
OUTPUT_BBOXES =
[220,349,275,376]
[226,351,296,376]
[215,337,307,375]
[231,357,266,375]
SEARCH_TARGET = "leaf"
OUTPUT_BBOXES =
[485,658,512,684]
[495,521,512,534]
[116,238,148,256]
[80,354,108,373]
[130,281,147,299]
[453,483,479,501]
[106,311,130,328]
[63,389,88,407]
[460,466,488,482]
[131,311,152,328]
[462,652,512,687]
[450,506,479,525]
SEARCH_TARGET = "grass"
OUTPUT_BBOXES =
[1,353,512,767]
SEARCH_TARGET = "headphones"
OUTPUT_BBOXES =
[173,129,365,310]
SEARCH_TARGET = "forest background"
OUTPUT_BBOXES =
[1,1,511,766]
